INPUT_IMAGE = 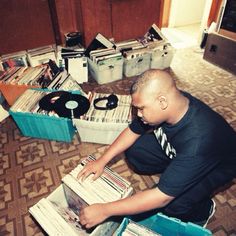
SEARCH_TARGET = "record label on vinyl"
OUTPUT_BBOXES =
[53,93,90,119]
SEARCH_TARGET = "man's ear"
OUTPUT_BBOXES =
[158,95,168,110]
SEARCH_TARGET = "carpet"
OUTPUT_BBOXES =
[0,47,235,236]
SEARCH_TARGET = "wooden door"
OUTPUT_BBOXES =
[0,0,55,54]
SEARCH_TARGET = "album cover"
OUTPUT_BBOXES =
[84,33,114,57]
[27,45,57,67]
[144,24,167,43]
[1,50,28,70]
[29,195,92,235]
[29,155,133,236]
[62,155,133,205]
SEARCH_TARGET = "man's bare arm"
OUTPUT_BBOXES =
[78,127,140,181]
[79,187,174,228]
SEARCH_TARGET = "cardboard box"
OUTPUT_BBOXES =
[115,213,212,236]
[73,119,128,145]
[88,56,124,84]
[203,33,236,74]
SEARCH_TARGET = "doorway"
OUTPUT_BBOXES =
[161,0,213,49]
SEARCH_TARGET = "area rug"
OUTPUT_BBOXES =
[0,47,235,236]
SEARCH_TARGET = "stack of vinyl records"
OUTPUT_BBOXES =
[120,220,161,236]
[89,48,122,64]
[0,65,48,86]
[84,33,115,57]
[115,39,149,60]
[29,155,133,236]
[57,46,88,84]
[82,92,132,123]
[46,69,86,93]
[10,89,90,119]
[10,89,54,114]
[62,155,133,203]
[138,23,170,50]
[0,50,28,70]
[85,33,122,63]
[27,44,57,67]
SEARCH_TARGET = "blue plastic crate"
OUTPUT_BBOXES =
[9,89,77,142]
[115,213,212,236]
[10,110,75,142]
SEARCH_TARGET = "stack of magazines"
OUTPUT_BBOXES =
[29,155,133,236]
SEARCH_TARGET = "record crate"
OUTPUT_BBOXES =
[73,93,131,145]
[29,156,133,235]
[30,184,121,236]
[9,89,76,142]
[149,42,175,70]
[123,51,151,78]
[73,119,129,145]
[114,213,212,236]
[87,56,124,84]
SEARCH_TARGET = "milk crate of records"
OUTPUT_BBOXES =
[9,88,76,142]
[29,155,133,236]
[114,213,212,236]
[73,92,132,144]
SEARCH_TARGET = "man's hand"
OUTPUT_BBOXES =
[77,159,105,181]
[79,203,109,229]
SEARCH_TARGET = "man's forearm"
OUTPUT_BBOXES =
[98,127,140,165]
[103,188,174,217]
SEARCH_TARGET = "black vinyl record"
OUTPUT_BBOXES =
[38,91,69,112]
[53,93,90,119]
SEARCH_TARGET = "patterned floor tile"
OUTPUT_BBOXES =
[0,47,235,235]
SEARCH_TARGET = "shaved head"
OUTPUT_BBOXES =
[130,69,177,98]
[130,69,189,125]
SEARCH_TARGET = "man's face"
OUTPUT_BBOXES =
[131,91,164,126]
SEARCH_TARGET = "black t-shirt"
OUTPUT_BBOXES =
[129,92,236,197]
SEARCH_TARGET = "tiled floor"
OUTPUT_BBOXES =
[161,23,201,49]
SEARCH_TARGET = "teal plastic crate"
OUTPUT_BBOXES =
[115,213,212,236]
[9,88,77,142]
[10,111,75,142]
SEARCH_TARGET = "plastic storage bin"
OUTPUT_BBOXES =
[73,119,128,145]
[150,43,175,70]
[9,88,77,142]
[10,111,76,142]
[88,56,124,84]
[115,213,212,236]
[123,52,151,77]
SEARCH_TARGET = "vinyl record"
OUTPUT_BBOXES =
[38,91,69,112]
[53,93,90,119]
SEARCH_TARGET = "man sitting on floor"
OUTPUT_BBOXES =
[77,69,236,229]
